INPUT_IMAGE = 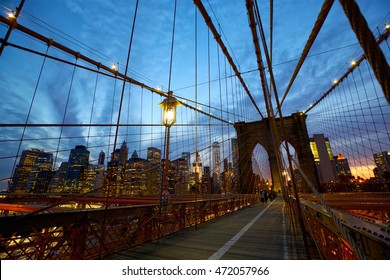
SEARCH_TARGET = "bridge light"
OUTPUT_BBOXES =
[385,23,390,30]
[351,60,357,67]
[159,91,181,127]
[159,91,181,206]
[333,79,338,85]
[110,63,118,71]
[8,10,16,19]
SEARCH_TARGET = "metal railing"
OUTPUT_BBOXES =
[292,193,390,260]
[0,194,257,259]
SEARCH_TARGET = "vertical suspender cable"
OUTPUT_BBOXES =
[358,65,383,153]
[112,0,139,157]
[224,56,231,192]
[86,68,100,149]
[107,78,117,163]
[194,5,199,194]
[11,45,50,185]
[365,60,390,144]
[139,88,143,154]
[208,29,212,193]
[54,57,78,170]
[127,83,132,143]
[277,0,335,116]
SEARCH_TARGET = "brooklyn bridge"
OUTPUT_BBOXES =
[0,0,389,260]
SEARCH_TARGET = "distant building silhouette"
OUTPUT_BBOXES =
[374,151,390,180]
[98,150,105,166]
[65,145,90,192]
[147,147,162,195]
[310,134,337,184]
[147,147,161,165]
[190,151,203,192]
[212,141,221,191]
[26,151,54,193]
[171,157,189,194]
[112,141,128,165]
[49,162,68,192]
[231,138,239,192]
[181,152,191,172]
[10,148,53,193]
[333,153,353,182]
[122,149,149,195]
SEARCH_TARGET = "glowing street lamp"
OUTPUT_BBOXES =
[159,91,181,127]
[159,91,181,204]
[8,11,16,19]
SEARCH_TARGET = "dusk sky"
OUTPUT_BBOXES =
[0,0,389,189]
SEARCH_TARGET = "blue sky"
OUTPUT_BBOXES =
[0,0,389,189]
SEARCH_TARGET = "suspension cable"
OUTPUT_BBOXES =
[278,0,335,116]
[53,57,78,170]
[10,44,50,185]
[0,0,25,56]
[338,0,390,105]
[193,0,264,120]
[86,67,100,149]
[305,29,389,114]
[112,0,139,156]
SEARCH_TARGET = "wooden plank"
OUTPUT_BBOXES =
[104,197,319,260]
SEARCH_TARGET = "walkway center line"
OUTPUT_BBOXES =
[208,200,275,260]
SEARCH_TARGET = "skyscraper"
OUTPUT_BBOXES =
[49,162,68,192]
[231,138,239,192]
[26,151,54,193]
[147,147,161,165]
[374,151,390,179]
[98,150,105,166]
[309,134,337,184]
[65,145,90,191]
[192,151,203,181]
[111,141,128,165]
[333,153,352,181]
[10,148,47,192]
[181,152,191,171]
[146,147,162,195]
[212,141,221,186]
[123,149,149,195]
[231,138,238,169]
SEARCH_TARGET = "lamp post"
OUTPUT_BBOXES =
[159,91,181,205]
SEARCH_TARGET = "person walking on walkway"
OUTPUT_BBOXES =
[260,190,265,205]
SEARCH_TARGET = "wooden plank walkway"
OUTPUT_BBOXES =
[104,197,320,260]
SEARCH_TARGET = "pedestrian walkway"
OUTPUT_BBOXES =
[104,197,320,260]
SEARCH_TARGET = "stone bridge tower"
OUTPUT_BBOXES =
[234,113,318,194]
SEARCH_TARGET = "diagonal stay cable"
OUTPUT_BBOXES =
[193,0,264,120]
[277,0,335,117]
[0,21,231,125]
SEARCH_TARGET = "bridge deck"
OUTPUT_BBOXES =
[104,197,320,260]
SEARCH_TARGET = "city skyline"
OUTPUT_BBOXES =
[8,134,390,194]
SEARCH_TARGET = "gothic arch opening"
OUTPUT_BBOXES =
[234,113,319,193]
[252,143,271,193]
